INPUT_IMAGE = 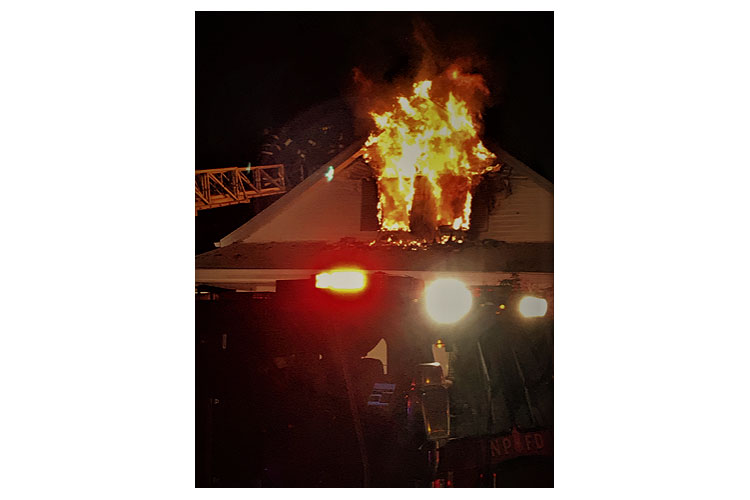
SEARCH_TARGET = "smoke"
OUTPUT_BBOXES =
[346,18,501,239]
[348,20,494,139]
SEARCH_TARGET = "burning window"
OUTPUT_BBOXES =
[363,68,499,238]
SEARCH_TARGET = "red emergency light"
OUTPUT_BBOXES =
[315,269,367,292]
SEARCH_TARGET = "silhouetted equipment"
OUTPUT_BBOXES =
[196,272,553,487]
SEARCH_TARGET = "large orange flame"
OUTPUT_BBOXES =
[363,69,497,235]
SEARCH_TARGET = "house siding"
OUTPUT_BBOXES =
[244,175,377,243]
[243,174,552,244]
[478,177,553,243]
[223,143,552,245]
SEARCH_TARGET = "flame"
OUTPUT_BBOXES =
[364,69,496,235]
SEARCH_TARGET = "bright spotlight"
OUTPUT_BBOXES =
[315,269,367,292]
[425,278,473,324]
[519,296,548,318]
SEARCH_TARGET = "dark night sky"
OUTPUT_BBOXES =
[196,11,553,252]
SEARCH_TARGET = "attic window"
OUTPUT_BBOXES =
[360,178,379,231]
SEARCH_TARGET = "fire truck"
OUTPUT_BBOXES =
[196,269,553,487]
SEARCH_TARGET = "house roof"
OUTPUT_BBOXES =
[196,240,553,273]
[196,139,553,290]
[194,240,553,291]
[495,147,553,195]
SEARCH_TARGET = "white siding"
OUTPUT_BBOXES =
[245,175,377,243]
[242,173,553,244]
[478,178,553,243]
[221,143,553,245]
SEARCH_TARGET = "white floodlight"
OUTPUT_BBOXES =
[424,278,473,324]
[519,296,548,318]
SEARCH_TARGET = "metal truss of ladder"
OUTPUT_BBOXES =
[196,164,286,213]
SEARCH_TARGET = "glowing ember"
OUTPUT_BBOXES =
[364,68,497,236]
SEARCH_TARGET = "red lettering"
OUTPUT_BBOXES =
[513,433,523,452]
[534,433,544,449]
[490,439,503,457]
[502,437,512,454]
[525,434,535,451]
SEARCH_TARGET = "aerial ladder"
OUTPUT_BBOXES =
[195,164,286,213]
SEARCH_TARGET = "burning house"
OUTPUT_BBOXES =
[196,67,552,292]
[196,68,553,487]
[195,140,552,291]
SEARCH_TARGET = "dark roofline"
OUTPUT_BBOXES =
[197,241,553,273]
[482,138,553,194]
[496,148,554,194]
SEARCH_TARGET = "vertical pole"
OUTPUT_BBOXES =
[476,341,495,432]
[333,327,370,487]
[510,345,538,428]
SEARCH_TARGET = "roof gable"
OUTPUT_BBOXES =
[219,141,369,246]
[217,141,552,247]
